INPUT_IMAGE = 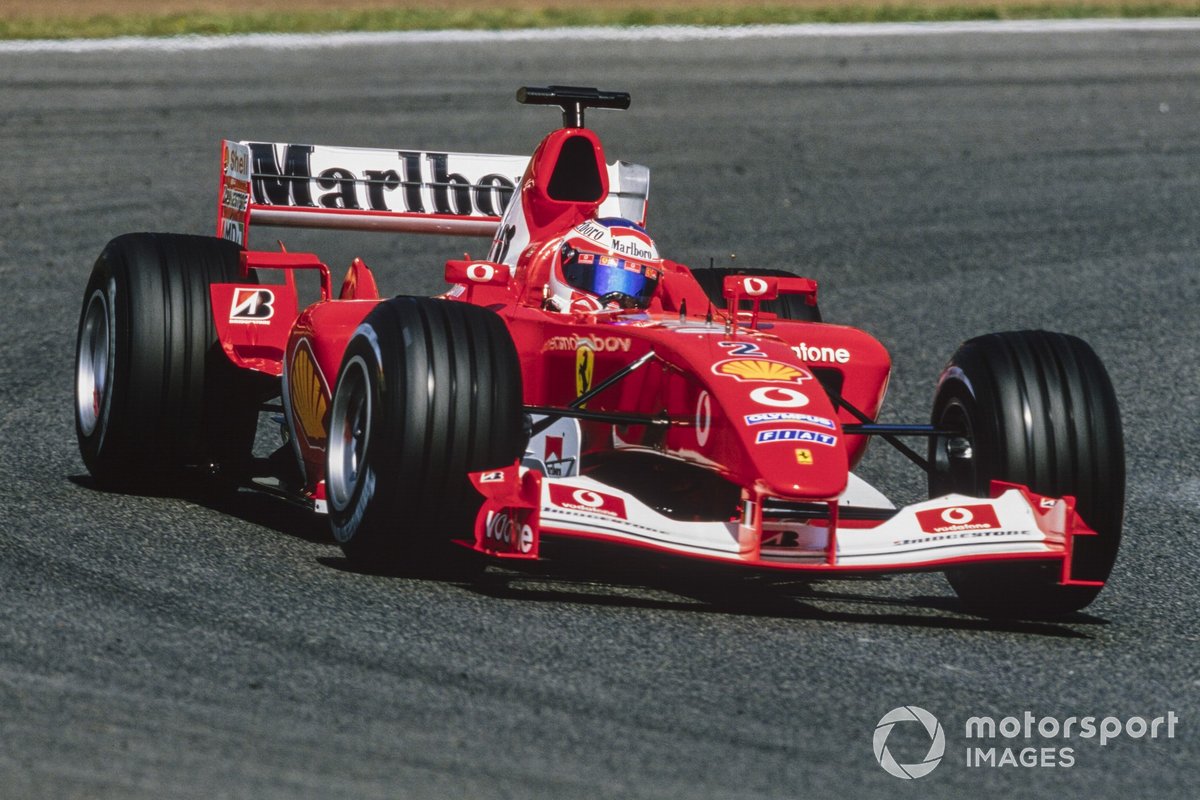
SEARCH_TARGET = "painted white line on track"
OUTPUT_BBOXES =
[4,18,1200,54]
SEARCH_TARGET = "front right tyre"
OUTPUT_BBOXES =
[326,296,525,570]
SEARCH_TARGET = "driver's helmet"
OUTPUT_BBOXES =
[547,217,662,312]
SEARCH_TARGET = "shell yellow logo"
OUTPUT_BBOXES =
[289,340,329,444]
[712,358,811,384]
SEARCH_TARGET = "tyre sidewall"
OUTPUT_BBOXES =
[75,254,122,476]
[328,323,395,551]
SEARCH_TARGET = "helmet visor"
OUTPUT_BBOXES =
[562,250,660,304]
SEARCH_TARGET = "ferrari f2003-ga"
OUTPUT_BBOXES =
[75,86,1125,618]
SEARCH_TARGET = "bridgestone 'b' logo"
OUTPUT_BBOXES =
[873,706,945,779]
[230,288,275,323]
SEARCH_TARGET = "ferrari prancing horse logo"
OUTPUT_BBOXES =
[575,345,594,403]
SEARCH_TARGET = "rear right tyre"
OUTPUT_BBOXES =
[75,233,263,490]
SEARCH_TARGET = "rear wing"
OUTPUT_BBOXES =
[217,140,649,247]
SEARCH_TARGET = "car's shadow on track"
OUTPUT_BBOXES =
[72,474,1105,638]
[455,551,1106,639]
[69,474,332,544]
[319,538,1107,639]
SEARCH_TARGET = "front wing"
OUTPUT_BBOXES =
[464,468,1102,586]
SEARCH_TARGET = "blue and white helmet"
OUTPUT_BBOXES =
[548,217,662,312]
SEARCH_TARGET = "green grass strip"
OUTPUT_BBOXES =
[4,4,1200,41]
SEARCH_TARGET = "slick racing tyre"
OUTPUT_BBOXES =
[75,233,262,490]
[928,330,1125,618]
[326,296,525,569]
[691,267,822,322]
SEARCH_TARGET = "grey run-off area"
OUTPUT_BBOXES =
[1,24,1198,800]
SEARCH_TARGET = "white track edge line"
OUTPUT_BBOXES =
[4,18,1200,54]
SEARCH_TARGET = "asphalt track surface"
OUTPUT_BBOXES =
[2,24,1199,800]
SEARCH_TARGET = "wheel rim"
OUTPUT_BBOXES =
[328,356,372,511]
[931,397,976,496]
[76,288,111,437]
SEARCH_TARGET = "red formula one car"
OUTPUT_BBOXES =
[75,86,1125,618]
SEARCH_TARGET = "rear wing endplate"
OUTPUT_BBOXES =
[218,140,649,247]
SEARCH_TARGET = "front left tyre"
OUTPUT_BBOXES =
[928,330,1125,618]
[75,233,262,490]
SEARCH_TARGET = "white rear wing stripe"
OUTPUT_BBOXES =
[218,140,527,245]
[248,207,503,236]
[217,139,650,246]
